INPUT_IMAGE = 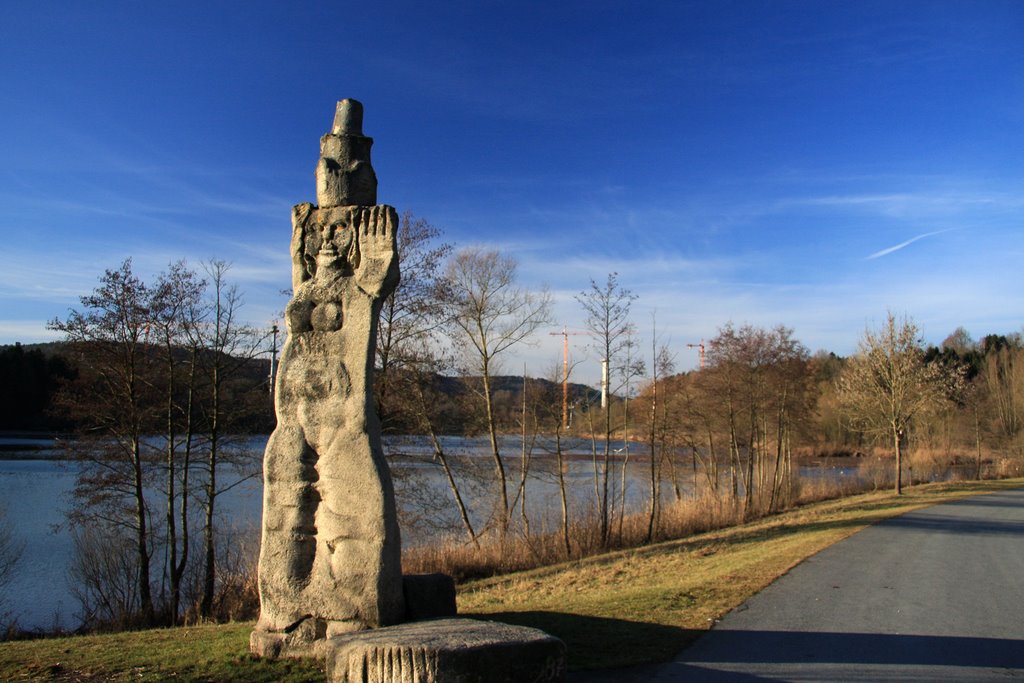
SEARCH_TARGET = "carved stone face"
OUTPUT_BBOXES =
[311,220,354,280]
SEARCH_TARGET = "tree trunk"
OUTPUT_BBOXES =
[480,364,510,538]
[201,442,216,617]
[429,431,479,549]
[555,426,571,558]
[200,363,220,617]
[602,400,612,547]
[164,351,178,625]
[517,371,532,539]
[974,406,983,480]
[414,378,479,548]
[646,377,658,543]
[173,349,196,622]
[894,427,903,495]
[132,435,154,623]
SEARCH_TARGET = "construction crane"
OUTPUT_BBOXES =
[549,327,592,430]
[687,340,706,370]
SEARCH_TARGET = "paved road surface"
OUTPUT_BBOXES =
[648,488,1024,681]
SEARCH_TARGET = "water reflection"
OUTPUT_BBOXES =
[0,434,883,632]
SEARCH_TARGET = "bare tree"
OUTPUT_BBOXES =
[444,247,551,537]
[193,260,266,618]
[394,346,481,548]
[369,214,486,545]
[375,212,452,428]
[49,259,158,624]
[0,504,23,631]
[68,525,142,630]
[644,317,675,542]
[698,323,810,515]
[838,313,951,494]
[980,343,1024,456]
[576,273,638,546]
[149,261,206,624]
[941,326,975,356]
[614,328,645,542]
[545,364,578,557]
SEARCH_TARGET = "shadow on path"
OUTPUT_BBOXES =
[685,629,1024,666]
[657,629,1024,681]
[474,611,696,677]
[880,512,1024,536]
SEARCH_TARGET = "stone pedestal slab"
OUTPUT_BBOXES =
[324,617,566,683]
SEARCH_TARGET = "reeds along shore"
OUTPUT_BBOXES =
[401,447,1022,582]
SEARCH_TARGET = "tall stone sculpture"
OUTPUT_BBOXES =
[252,99,404,657]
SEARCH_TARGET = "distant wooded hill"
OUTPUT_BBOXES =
[0,342,600,435]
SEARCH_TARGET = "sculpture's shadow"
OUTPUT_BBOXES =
[472,611,698,680]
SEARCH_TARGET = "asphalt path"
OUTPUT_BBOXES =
[646,488,1024,682]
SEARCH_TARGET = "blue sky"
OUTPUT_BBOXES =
[2,1,1022,383]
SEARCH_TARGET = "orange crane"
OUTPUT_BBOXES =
[687,340,706,370]
[549,327,592,430]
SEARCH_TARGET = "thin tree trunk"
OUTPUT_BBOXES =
[518,369,532,538]
[173,349,196,620]
[602,399,612,547]
[894,427,903,495]
[587,403,601,529]
[617,440,629,543]
[646,375,658,543]
[413,377,479,548]
[480,365,510,537]
[768,391,787,513]
[974,406,983,480]
[690,445,699,500]
[200,363,219,617]
[727,398,739,500]
[429,431,480,549]
[132,435,154,623]
[555,426,571,557]
[164,347,178,624]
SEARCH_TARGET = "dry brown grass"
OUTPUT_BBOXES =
[402,471,890,583]
[404,451,1024,587]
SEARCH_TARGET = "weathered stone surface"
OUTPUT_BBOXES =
[316,98,377,208]
[402,574,457,622]
[252,100,403,656]
[324,618,567,683]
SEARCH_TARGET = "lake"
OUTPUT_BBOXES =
[0,434,869,631]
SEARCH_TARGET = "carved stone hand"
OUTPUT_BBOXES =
[353,205,399,299]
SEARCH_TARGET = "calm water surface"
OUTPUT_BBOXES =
[0,435,867,631]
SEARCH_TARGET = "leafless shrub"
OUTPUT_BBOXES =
[68,525,148,631]
[0,504,24,637]
[183,524,259,624]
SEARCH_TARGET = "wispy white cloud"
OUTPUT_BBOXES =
[0,321,62,345]
[866,229,950,259]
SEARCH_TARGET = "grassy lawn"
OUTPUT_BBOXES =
[2,478,1020,680]
[0,623,323,682]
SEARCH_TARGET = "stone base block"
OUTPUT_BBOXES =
[251,617,366,660]
[251,628,292,660]
[324,617,566,683]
